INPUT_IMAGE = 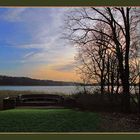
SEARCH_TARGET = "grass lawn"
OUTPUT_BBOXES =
[0,109,99,132]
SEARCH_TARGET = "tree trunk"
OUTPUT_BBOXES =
[138,72,140,113]
[101,75,104,95]
[118,54,130,113]
[122,76,130,113]
[116,66,120,94]
[107,55,110,93]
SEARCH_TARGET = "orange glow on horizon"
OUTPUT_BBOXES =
[30,65,80,82]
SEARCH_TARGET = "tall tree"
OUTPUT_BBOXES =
[64,7,140,112]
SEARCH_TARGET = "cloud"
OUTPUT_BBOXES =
[18,43,50,49]
[0,8,79,81]
[23,51,35,58]
[1,8,27,22]
[21,45,76,65]
[52,61,76,72]
[1,8,72,49]
[29,64,79,81]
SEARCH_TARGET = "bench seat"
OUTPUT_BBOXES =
[16,94,64,106]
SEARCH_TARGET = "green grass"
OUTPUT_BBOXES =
[0,109,99,132]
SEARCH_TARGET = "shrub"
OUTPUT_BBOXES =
[71,91,122,112]
[3,97,16,110]
[63,97,77,108]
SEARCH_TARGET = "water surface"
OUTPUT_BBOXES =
[0,86,95,94]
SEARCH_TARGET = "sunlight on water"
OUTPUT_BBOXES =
[0,86,97,95]
[0,86,138,94]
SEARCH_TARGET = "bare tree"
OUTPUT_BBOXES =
[75,27,110,95]
[64,7,140,113]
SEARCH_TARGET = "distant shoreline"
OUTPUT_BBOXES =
[0,75,96,86]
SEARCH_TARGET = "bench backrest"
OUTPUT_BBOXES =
[18,94,63,100]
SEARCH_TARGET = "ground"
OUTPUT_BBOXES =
[0,108,99,132]
[1,90,140,132]
[0,108,140,132]
[99,112,140,132]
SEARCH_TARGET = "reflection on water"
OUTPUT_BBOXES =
[0,86,97,95]
[0,86,138,94]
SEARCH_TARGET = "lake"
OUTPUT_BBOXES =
[0,86,96,95]
[0,86,138,95]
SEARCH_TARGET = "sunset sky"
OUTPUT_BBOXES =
[0,8,80,82]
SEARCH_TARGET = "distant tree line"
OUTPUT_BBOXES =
[0,75,80,86]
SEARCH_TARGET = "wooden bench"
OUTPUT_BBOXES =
[3,97,16,109]
[16,94,64,106]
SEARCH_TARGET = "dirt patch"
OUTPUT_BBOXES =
[98,112,140,132]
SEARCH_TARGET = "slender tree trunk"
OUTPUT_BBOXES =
[116,67,120,94]
[107,55,110,93]
[138,69,140,113]
[111,72,114,94]
[123,75,130,113]
[101,73,104,95]
[123,7,131,113]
